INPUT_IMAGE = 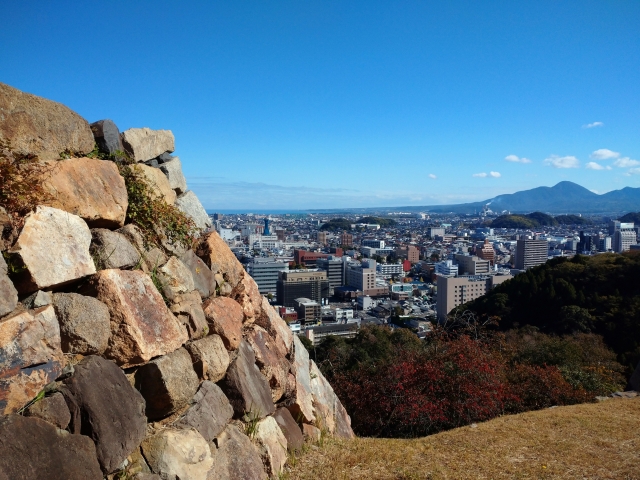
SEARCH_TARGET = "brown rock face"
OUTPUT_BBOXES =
[61,356,148,474]
[246,325,289,402]
[185,334,230,382]
[24,392,71,430]
[196,231,244,289]
[207,424,267,480]
[42,157,128,228]
[0,415,103,480]
[82,269,188,368]
[0,305,65,414]
[176,381,234,442]
[232,274,263,322]
[256,297,293,358]
[135,164,177,205]
[0,82,95,162]
[171,294,208,340]
[203,296,244,351]
[8,206,96,294]
[273,407,304,453]
[134,347,200,421]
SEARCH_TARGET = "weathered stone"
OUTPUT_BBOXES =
[141,428,213,480]
[134,347,199,421]
[0,82,94,162]
[185,335,230,382]
[117,224,168,272]
[90,228,141,270]
[43,157,128,228]
[8,206,95,294]
[180,249,216,298]
[309,360,355,438]
[287,335,315,424]
[246,325,289,402]
[0,415,102,479]
[0,255,18,317]
[176,381,233,441]
[175,191,211,231]
[196,231,244,289]
[60,356,147,473]
[202,296,244,350]
[135,163,177,205]
[82,269,188,368]
[159,156,187,194]
[145,158,159,167]
[90,119,123,156]
[122,127,175,163]
[22,289,53,309]
[220,340,275,419]
[256,297,293,358]
[233,274,263,323]
[302,423,321,443]
[52,292,111,355]
[273,407,304,453]
[207,424,267,480]
[158,256,195,300]
[127,447,153,476]
[255,416,288,477]
[0,305,64,414]
[157,152,173,163]
[24,392,71,429]
[171,295,208,340]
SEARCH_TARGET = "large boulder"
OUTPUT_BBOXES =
[52,292,111,355]
[180,249,217,299]
[8,206,95,294]
[90,119,123,156]
[0,305,64,414]
[202,296,244,350]
[287,335,315,424]
[158,256,195,300]
[245,325,289,402]
[309,360,355,438]
[255,416,288,477]
[0,82,94,162]
[256,297,293,358]
[90,228,141,270]
[176,381,234,442]
[273,407,304,453]
[185,334,230,382]
[42,157,128,228]
[220,340,275,419]
[121,127,175,163]
[60,356,148,474]
[24,392,71,430]
[0,254,18,317]
[170,293,208,340]
[0,415,103,480]
[159,156,187,194]
[81,269,188,368]
[135,164,177,205]
[175,191,211,231]
[134,347,199,421]
[196,231,244,289]
[206,424,267,480]
[141,428,213,480]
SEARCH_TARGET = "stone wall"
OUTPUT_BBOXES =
[0,83,353,480]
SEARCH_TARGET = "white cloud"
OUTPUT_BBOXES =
[489,171,501,178]
[628,168,640,175]
[590,148,620,160]
[612,157,640,168]
[585,161,611,170]
[543,155,580,169]
[428,173,437,179]
[583,121,604,128]
[472,173,488,178]
[504,154,531,163]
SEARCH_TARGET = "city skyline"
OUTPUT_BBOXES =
[2,1,639,209]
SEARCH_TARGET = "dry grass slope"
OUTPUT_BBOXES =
[287,398,640,480]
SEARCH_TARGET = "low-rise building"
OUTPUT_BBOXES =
[436,273,513,321]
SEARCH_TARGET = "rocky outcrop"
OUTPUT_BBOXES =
[274,407,304,453]
[176,190,212,231]
[176,381,234,442]
[136,163,177,205]
[309,360,355,438]
[0,82,94,161]
[158,256,195,300]
[180,249,217,298]
[203,296,244,350]
[8,206,95,293]
[287,336,315,424]
[52,292,111,355]
[90,119,123,156]
[255,416,288,477]
[43,157,128,228]
[121,128,175,163]
[185,335,230,382]
[246,325,289,402]
[90,228,141,270]
[207,424,267,480]
[171,292,208,340]
[159,156,187,194]
[196,230,244,289]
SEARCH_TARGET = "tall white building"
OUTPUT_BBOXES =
[613,225,636,253]
[435,260,458,276]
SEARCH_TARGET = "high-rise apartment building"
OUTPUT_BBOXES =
[340,231,353,246]
[345,259,377,294]
[476,239,495,266]
[455,254,491,275]
[316,257,344,290]
[276,270,329,307]
[436,274,513,320]
[246,258,288,294]
[515,239,548,270]
[613,226,636,253]
[598,236,612,252]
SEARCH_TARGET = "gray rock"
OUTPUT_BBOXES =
[273,407,304,453]
[254,416,288,477]
[220,340,275,419]
[185,335,230,382]
[141,428,213,480]
[287,335,315,424]
[24,392,71,429]
[90,119,123,156]
[160,157,187,194]
[61,356,148,474]
[121,128,175,163]
[176,381,234,441]
[157,152,173,163]
[0,415,103,480]
[90,228,141,270]
[135,347,200,421]
[52,293,111,355]
[175,191,212,231]
[207,424,267,480]
[22,290,53,309]
[310,360,355,439]
[144,158,159,167]
[158,256,195,301]
[180,249,217,299]
[170,293,208,340]
[0,255,18,317]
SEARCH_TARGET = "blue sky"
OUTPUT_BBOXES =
[2,1,639,210]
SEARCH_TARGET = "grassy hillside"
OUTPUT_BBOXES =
[286,398,640,480]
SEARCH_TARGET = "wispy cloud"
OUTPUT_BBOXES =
[585,161,611,170]
[504,154,531,163]
[590,149,620,160]
[583,121,604,129]
[628,168,640,176]
[472,173,487,178]
[544,155,580,169]
[428,173,437,179]
[472,172,501,178]
[489,171,501,178]
[612,157,640,168]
